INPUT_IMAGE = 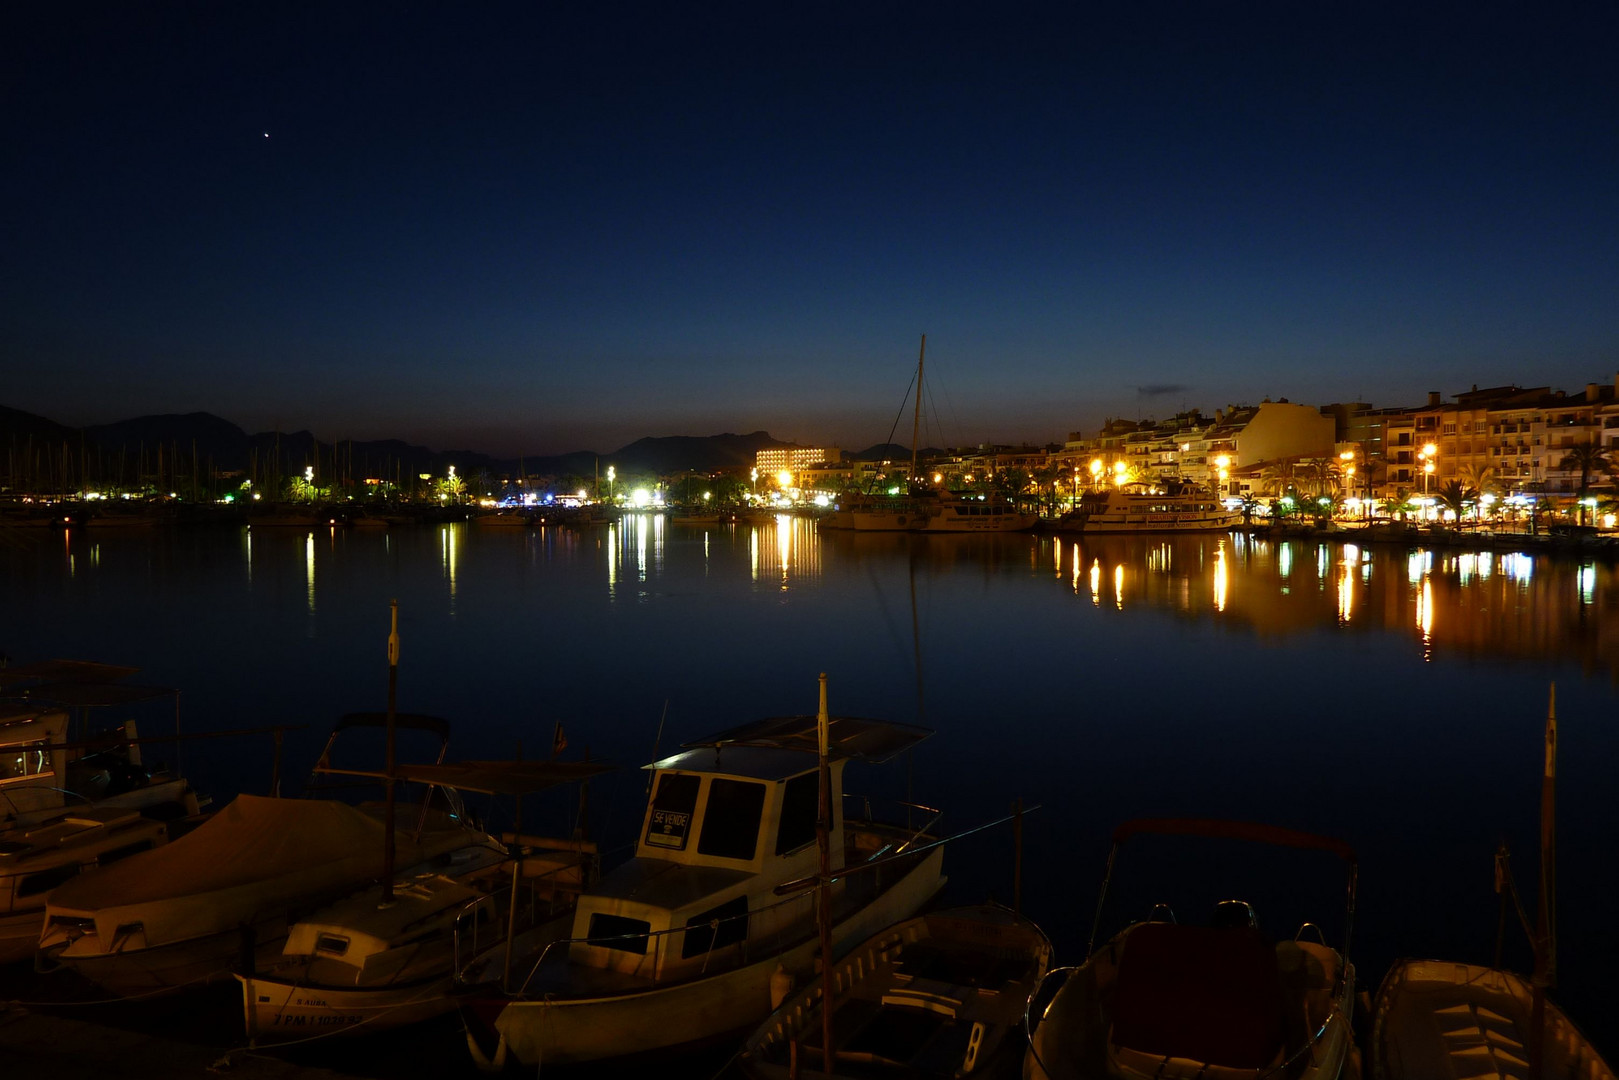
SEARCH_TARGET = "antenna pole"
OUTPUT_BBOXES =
[381,600,400,904]
[909,335,926,487]
[817,673,835,1076]
[1529,682,1557,1080]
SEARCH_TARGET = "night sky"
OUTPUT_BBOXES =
[5,4,1616,456]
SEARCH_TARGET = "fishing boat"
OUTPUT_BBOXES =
[1026,818,1358,1080]
[1055,482,1239,533]
[37,710,485,995]
[738,903,1050,1079]
[1370,687,1613,1080]
[457,682,946,1069]
[1,665,210,964]
[917,495,1038,533]
[237,758,605,1040]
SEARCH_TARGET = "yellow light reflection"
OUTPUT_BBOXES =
[1337,560,1353,622]
[1113,563,1124,610]
[1213,541,1228,613]
[1089,557,1101,606]
[306,531,316,612]
[1416,577,1433,656]
[1278,543,1292,579]
[1071,543,1082,594]
[1579,564,1596,605]
[777,516,792,590]
[441,525,458,609]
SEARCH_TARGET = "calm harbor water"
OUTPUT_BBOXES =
[4,516,1617,1063]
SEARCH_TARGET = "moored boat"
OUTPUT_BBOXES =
[456,690,946,1069]
[1056,482,1238,533]
[1026,818,1358,1080]
[918,495,1038,533]
[738,903,1051,1079]
[1,666,209,964]
[237,758,605,1040]
[1371,959,1613,1080]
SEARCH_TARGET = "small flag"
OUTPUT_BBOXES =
[552,722,567,759]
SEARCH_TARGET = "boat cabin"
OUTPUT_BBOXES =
[567,715,929,985]
[1,705,74,822]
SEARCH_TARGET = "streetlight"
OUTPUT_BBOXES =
[1089,458,1103,491]
[607,465,616,505]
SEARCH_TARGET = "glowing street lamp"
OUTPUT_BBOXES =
[607,465,616,505]
[1089,458,1103,491]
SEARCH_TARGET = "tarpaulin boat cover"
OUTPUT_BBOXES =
[45,794,476,948]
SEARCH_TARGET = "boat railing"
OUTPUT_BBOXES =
[450,857,591,974]
[841,793,943,857]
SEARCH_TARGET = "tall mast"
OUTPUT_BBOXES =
[909,334,926,487]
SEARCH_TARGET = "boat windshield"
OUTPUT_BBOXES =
[645,773,699,851]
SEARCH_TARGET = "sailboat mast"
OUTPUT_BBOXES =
[909,334,926,486]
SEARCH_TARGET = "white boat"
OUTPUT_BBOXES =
[237,759,605,1041]
[38,793,492,995]
[457,698,946,1069]
[1026,818,1358,1080]
[738,903,1051,1079]
[918,496,1037,533]
[38,710,486,995]
[1371,959,1613,1080]
[1056,482,1238,533]
[1370,688,1612,1080]
[1,666,208,965]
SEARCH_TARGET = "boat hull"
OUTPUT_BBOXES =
[462,848,946,1069]
[240,971,458,1038]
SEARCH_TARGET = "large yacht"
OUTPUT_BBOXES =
[1056,482,1239,533]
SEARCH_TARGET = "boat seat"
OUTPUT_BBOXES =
[1109,923,1287,1072]
[1276,939,1340,1037]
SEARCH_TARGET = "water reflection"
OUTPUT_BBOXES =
[440,524,458,612]
[1039,532,1619,674]
[305,531,316,613]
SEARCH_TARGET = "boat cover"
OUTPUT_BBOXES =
[45,794,476,948]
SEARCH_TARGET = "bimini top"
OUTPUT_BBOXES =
[676,714,931,764]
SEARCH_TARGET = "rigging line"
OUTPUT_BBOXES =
[863,561,909,673]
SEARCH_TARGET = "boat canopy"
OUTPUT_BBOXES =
[396,759,610,795]
[331,712,452,742]
[679,715,931,764]
[45,794,474,948]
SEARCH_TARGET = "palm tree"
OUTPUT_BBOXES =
[1435,480,1479,529]
[1558,440,1609,524]
[1379,488,1412,521]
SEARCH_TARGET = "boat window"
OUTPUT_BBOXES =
[775,772,819,855]
[0,742,52,783]
[698,779,767,861]
[587,913,651,955]
[644,772,700,851]
[17,862,80,898]
[681,895,749,958]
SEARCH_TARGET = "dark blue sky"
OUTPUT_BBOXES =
[5,3,1616,456]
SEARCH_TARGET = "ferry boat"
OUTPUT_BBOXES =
[1055,482,1238,533]
[457,687,946,1069]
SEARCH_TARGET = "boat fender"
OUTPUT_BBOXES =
[770,963,793,1009]
[962,1020,985,1073]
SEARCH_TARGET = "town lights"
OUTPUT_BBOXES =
[776,470,792,488]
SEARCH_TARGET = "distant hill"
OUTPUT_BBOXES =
[0,404,78,445]
[1,405,800,488]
